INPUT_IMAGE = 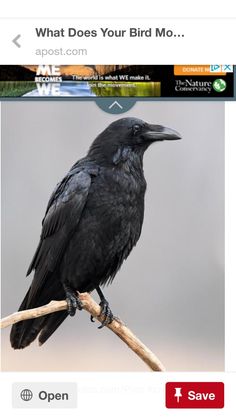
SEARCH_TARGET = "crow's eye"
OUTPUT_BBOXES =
[132,124,141,135]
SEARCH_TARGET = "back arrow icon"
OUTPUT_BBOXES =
[12,34,21,48]
[108,101,123,110]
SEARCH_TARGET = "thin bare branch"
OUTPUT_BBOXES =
[0,292,165,372]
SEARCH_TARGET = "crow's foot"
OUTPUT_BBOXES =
[65,290,83,316]
[90,287,114,327]
[98,298,114,329]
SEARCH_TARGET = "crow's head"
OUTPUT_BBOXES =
[88,117,181,165]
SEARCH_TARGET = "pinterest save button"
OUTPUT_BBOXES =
[165,382,224,409]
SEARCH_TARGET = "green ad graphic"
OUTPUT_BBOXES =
[213,79,227,92]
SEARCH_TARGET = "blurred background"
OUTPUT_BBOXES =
[1,101,224,371]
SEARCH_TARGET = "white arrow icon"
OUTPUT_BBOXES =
[12,34,21,48]
[108,101,123,110]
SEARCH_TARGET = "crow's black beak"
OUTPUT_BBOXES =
[144,125,181,141]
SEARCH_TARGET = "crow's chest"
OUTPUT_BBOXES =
[88,168,146,228]
[76,169,145,261]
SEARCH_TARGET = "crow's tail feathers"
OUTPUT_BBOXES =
[10,283,68,350]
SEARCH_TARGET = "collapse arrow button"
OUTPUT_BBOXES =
[108,101,123,110]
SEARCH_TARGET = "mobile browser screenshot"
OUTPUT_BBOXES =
[0,16,236,418]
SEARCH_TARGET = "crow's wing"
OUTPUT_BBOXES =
[26,170,92,300]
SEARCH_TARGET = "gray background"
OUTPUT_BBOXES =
[1,101,224,371]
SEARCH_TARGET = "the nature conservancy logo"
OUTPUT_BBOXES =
[175,79,212,93]
[175,78,227,94]
[212,79,227,93]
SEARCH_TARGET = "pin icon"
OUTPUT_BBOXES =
[174,387,182,403]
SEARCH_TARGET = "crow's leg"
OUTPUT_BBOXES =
[63,284,83,316]
[90,286,114,329]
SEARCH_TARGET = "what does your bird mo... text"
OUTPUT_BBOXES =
[35,27,185,38]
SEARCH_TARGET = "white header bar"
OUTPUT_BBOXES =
[1,18,236,64]
[1,1,236,18]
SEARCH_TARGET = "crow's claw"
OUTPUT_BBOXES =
[98,299,114,329]
[66,291,83,316]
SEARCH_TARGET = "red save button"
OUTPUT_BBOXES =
[166,382,224,409]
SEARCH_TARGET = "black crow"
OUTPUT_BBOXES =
[10,117,181,349]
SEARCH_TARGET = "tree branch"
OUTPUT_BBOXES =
[0,292,165,372]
